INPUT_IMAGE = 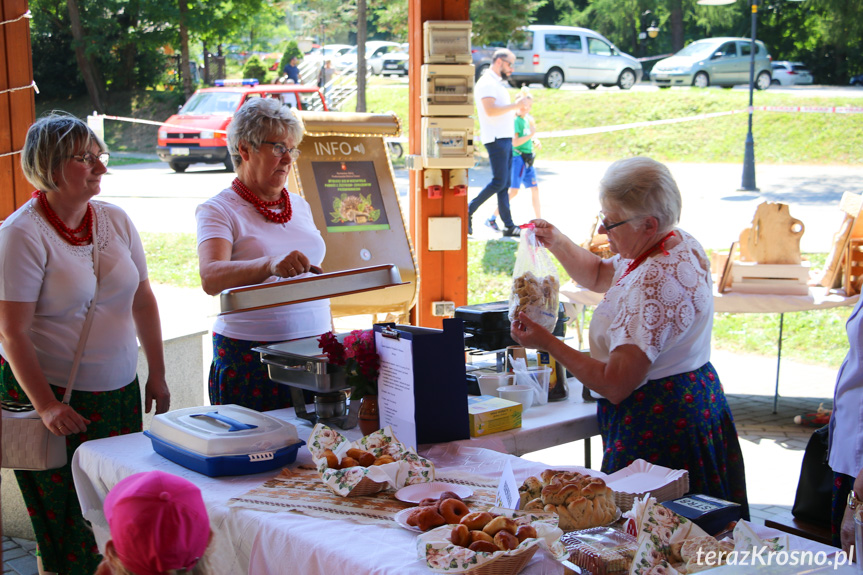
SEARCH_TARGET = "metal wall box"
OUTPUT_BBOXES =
[420,117,475,169]
[423,21,472,64]
[421,64,475,116]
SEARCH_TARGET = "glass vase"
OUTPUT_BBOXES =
[357,394,380,436]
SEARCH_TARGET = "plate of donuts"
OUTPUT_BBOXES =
[394,481,473,504]
[393,507,424,532]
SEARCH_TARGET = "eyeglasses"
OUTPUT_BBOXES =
[598,211,632,232]
[73,152,110,167]
[261,141,301,160]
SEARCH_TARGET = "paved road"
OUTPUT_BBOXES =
[100,159,863,253]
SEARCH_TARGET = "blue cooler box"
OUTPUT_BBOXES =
[144,404,304,477]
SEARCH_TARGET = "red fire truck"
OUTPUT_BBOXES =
[156,79,327,173]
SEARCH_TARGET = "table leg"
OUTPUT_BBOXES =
[584,437,591,469]
[774,312,784,414]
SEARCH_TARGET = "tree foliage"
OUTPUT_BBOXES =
[469,0,546,45]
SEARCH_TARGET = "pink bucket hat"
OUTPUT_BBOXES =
[104,471,210,575]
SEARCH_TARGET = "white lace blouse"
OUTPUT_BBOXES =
[588,229,714,393]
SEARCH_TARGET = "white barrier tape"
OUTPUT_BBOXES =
[754,105,863,114]
[535,110,739,139]
[535,104,862,140]
[93,114,228,135]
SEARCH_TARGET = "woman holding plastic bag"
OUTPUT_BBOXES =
[510,157,749,517]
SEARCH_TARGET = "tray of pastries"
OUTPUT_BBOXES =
[518,469,620,531]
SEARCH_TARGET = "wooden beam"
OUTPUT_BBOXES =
[408,0,470,328]
[0,0,35,218]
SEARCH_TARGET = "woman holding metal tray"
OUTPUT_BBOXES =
[510,156,749,518]
[196,98,331,410]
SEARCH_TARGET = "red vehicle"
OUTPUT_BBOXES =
[156,79,327,173]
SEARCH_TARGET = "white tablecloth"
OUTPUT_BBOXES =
[561,284,858,314]
[72,410,839,575]
[71,414,596,575]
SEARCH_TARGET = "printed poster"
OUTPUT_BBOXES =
[311,161,390,232]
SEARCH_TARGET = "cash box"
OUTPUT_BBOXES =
[661,494,742,535]
[144,404,304,477]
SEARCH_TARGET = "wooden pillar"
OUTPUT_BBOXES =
[0,0,35,218]
[408,0,470,328]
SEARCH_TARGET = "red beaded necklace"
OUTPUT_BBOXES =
[615,230,676,286]
[231,178,292,224]
[33,191,93,246]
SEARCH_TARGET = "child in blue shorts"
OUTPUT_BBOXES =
[486,88,541,231]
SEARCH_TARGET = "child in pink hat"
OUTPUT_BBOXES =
[96,471,212,575]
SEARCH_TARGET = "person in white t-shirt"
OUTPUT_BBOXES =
[196,98,331,411]
[510,156,749,517]
[469,49,528,238]
[0,112,169,574]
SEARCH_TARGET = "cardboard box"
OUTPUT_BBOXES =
[467,395,522,437]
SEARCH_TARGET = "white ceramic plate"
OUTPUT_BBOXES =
[394,481,473,504]
[393,507,422,532]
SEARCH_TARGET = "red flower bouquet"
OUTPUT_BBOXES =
[318,330,380,399]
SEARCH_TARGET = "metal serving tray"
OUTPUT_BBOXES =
[253,333,350,393]
[219,264,407,316]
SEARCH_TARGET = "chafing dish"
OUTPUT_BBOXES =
[253,334,356,428]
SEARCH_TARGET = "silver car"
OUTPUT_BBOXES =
[651,37,773,89]
[507,25,642,90]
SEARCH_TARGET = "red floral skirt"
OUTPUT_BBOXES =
[596,362,750,519]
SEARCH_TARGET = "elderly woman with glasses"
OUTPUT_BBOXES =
[511,156,749,516]
[196,97,330,410]
[0,112,170,574]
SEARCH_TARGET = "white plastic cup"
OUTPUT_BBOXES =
[498,384,534,412]
[477,373,513,397]
[516,366,552,406]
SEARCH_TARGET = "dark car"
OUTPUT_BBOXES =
[851,74,863,86]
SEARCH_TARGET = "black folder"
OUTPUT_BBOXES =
[374,319,470,445]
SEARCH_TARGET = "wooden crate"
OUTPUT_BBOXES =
[845,238,863,296]
[730,262,810,295]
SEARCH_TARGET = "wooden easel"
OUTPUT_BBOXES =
[821,192,863,294]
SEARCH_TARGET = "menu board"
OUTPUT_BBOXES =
[311,161,390,233]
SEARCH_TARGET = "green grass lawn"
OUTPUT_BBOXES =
[352,83,863,165]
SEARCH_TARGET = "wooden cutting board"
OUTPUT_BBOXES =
[738,202,804,264]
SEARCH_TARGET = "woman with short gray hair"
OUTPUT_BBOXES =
[511,156,749,517]
[0,111,169,574]
[196,97,330,410]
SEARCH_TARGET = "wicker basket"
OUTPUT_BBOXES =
[346,475,387,497]
[467,546,538,575]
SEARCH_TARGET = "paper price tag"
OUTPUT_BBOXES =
[495,460,519,509]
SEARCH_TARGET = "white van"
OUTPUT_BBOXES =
[507,25,642,90]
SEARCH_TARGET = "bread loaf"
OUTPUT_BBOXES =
[519,469,617,530]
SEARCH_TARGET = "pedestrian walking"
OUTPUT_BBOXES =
[488,88,541,229]
[468,49,527,238]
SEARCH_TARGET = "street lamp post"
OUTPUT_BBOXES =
[741,0,759,191]
[697,0,758,191]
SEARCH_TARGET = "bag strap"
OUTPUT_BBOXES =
[61,209,99,405]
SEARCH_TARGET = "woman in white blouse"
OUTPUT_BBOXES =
[511,156,749,516]
[0,113,169,574]
[196,97,330,411]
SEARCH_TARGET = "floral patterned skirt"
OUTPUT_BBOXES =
[210,332,308,411]
[596,362,750,519]
[0,356,142,575]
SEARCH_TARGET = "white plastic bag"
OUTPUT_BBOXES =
[508,226,560,332]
